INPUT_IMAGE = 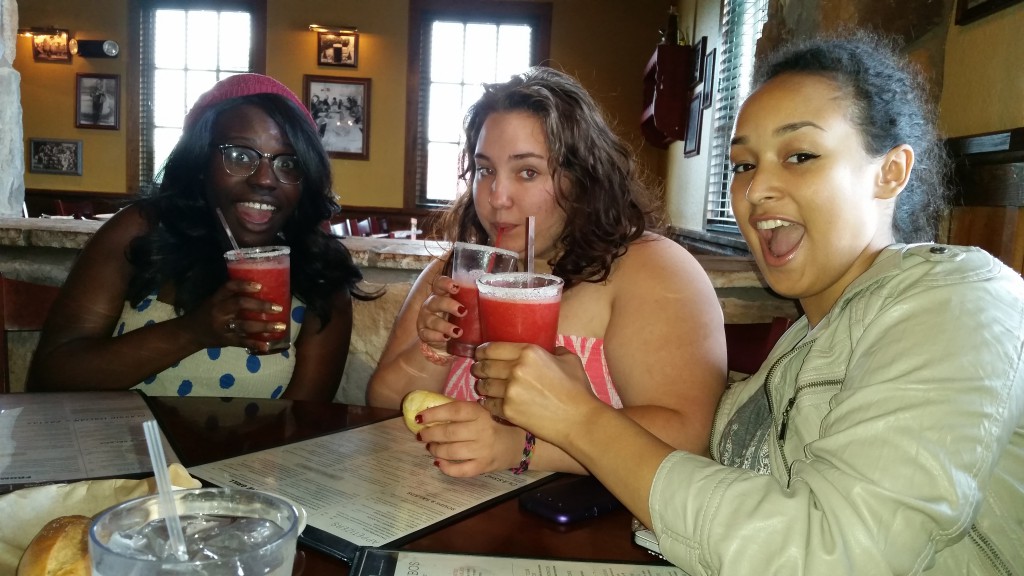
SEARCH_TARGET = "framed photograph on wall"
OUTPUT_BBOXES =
[75,74,120,130]
[690,36,707,88]
[31,30,71,63]
[303,75,371,160]
[684,93,702,158]
[28,139,83,175]
[955,0,1024,24]
[702,48,716,110]
[317,32,359,67]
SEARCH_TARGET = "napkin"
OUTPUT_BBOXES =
[0,464,201,576]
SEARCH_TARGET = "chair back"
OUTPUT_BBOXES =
[724,316,795,376]
[0,274,61,393]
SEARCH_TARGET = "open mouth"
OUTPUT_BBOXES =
[755,219,805,260]
[235,201,277,226]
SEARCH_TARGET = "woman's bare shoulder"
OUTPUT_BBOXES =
[617,233,702,275]
[89,204,150,249]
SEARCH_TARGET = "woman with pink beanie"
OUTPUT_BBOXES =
[30,74,372,401]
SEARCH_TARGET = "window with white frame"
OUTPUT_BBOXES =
[135,1,264,190]
[704,0,769,232]
[406,0,551,207]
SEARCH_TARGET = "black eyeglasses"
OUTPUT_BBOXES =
[218,144,304,184]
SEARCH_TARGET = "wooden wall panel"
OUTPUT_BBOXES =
[948,206,1024,272]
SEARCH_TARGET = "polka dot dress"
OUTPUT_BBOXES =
[117,295,303,398]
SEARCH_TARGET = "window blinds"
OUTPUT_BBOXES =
[704,0,768,232]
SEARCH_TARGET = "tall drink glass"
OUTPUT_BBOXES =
[89,487,298,575]
[476,272,563,352]
[224,246,291,354]
[446,243,519,357]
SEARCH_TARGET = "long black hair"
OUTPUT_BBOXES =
[126,93,373,327]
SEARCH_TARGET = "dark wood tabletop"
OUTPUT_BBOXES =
[144,396,664,575]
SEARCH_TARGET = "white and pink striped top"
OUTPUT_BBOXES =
[443,334,622,408]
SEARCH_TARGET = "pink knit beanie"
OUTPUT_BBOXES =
[183,73,316,130]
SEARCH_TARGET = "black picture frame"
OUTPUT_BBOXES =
[690,36,707,88]
[702,48,716,110]
[955,0,1024,24]
[317,31,359,68]
[303,75,371,160]
[31,30,71,63]
[75,74,120,130]
[684,93,702,158]
[28,138,83,175]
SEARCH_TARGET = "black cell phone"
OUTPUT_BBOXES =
[518,475,623,524]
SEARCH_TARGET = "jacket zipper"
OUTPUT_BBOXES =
[756,340,813,477]
[968,525,1012,576]
[710,340,809,461]
[775,378,842,478]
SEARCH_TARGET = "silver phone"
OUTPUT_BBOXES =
[630,518,665,560]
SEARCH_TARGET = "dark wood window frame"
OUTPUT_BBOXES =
[126,0,267,195]
[403,0,551,210]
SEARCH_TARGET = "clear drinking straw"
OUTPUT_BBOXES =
[216,208,241,251]
[143,420,189,561]
[526,216,535,284]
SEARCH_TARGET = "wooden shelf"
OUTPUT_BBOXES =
[640,43,694,149]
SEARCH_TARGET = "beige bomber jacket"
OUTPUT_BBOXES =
[649,244,1024,575]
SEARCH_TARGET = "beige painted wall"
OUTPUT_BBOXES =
[664,0,720,231]
[938,2,1024,137]
[15,1,668,209]
[14,0,127,195]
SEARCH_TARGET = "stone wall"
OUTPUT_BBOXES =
[0,219,800,400]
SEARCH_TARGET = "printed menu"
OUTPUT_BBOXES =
[0,391,179,493]
[189,417,552,562]
[352,549,681,576]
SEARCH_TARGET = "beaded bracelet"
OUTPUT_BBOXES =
[510,431,536,475]
[419,340,454,366]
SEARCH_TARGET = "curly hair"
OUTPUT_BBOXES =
[752,30,952,243]
[435,66,661,289]
[125,93,373,327]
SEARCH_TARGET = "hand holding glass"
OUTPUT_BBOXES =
[223,246,291,353]
[446,243,519,357]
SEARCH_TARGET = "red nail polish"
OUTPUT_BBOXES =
[452,327,463,337]
[416,433,422,442]
[433,460,440,467]
[415,414,423,424]
[457,305,466,315]
[451,284,460,293]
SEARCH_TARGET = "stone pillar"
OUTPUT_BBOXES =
[0,0,25,218]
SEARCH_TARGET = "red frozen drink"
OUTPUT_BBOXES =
[446,243,519,357]
[224,246,291,353]
[477,272,563,353]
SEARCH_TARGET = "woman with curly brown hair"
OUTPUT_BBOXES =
[367,66,727,477]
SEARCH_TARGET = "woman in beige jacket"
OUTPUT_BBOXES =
[468,31,1024,575]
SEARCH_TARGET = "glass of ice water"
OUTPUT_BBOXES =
[89,487,299,575]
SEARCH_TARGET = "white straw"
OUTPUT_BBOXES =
[143,420,188,561]
[526,216,535,283]
[215,208,241,251]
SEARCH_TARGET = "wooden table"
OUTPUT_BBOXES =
[145,396,662,575]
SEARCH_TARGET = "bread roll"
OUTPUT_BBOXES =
[402,390,454,433]
[17,515,91,576]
